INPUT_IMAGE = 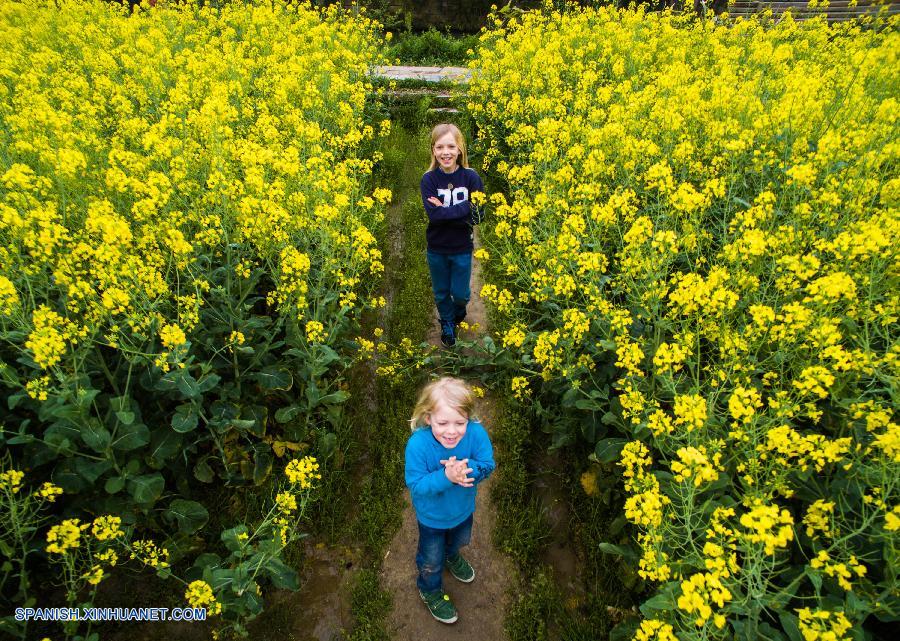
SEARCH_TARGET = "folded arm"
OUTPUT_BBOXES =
[421,178,471,222]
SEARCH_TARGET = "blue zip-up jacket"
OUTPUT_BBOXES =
[405,420,495,529]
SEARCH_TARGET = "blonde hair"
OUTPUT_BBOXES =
[409,376,476,431]
[427,123,468,172]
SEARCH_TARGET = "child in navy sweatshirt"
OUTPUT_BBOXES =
[405,377,495,624]
[420,123,484,347]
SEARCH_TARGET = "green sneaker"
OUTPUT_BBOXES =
[446,554,475,583]
[419,589,458,623]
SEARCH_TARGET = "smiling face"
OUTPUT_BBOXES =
[426,399,468,448]
[433,132,460,173]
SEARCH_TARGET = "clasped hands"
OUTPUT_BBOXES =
[441,456,474,487]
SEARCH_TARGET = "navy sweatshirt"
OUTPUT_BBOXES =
[420,166,484,254]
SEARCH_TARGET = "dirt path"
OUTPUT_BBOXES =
[380,231,513,639]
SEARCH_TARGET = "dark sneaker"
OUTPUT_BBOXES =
[446,554,475,583]
[419,589,458,623]
[440,321,456,347]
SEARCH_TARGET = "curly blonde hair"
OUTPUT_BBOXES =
[409,376,476,431]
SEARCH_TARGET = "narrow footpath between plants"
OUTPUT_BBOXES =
[380,229,514,641]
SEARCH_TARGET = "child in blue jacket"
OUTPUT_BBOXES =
[420,123,484,347]
[405,376,495,624]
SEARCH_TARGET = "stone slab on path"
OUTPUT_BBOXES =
[373,65,473,83]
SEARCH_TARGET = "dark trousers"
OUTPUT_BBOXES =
[415,514,473,593]
[426,250,472,334]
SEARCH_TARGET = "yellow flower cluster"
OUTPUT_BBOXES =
[673,394,707,432]
[738,499,794,555]
[796,608,852,641]
[621,441,670,528]
[471,5,898,637]
[285,456,321,490]
[671,446,722,488]
[46,519,89,555]
[677,571,731,628]
[809,550,867,591]
[91,515,124,542]
[185,580,222,616]
[635,619,680,641]
[276,491,298,515]
[129,540,170,569]
[803,500,836,538]
[0,469,25,493]
[305,320,326,344]
[511,376,530,400]
[1,0,388,399]
[37,482,63,502]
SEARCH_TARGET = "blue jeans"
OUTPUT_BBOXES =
[426,250,472,335]
[415,514,473,593]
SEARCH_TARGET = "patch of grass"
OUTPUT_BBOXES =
[491,399,550,565]
[344,120,432,641]
[504,570,559,641]
[347,569,392,641]
[385,28,479,66]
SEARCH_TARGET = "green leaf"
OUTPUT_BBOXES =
[80,419,111,452]
[192,552,223,572]
[595,437,628,463]
[73,388,100,409]
[639,588,675,617]
[210,400,239,422]
[598,542,627,557]
[779,612,802,641]
[104,477,125,494]
[230,419,258,432]
[7,392,26,410]
[575,398,603,411]
[319,390,350,406]
[598,541,638,561]
[115,410,135,426]
[319,432,337,459]
[221,525,249,552]
[253,446,273,486]
[176,372,201,398]
[275,405,302,423]
[74,458,112,484]
[193,458,214,483]
[608,515,627,536]
[171,404,199,433]
[245,405,268,436]
[197,374,222,393]
[807,566,822,593]
[265,557,299,590]
[316,345,341,366]
[111,422,150,451]
[128,473,165,504]
[109,395,131,413]
[166,499,209,534]
[609,621,640,641]
[149,429,182,464]
[254,367,293,391]
[306,381,320,406]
